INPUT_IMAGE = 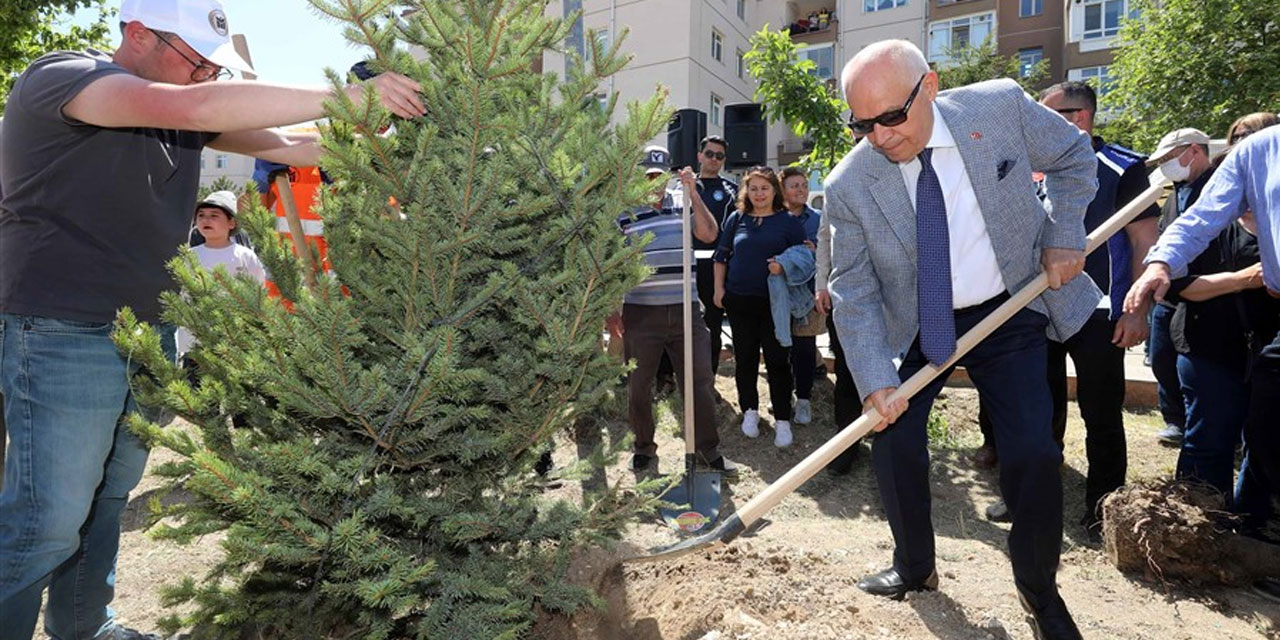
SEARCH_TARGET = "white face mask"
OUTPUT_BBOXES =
[1159,151,1191,183]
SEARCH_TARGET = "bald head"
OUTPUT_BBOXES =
[840,40,930,100]
[841,39,938,164]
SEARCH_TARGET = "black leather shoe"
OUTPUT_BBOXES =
[1018,592,1083,640]
[856,567,938,600]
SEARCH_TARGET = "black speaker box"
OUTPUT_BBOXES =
[667,108,707,170]
[724,103,766,168]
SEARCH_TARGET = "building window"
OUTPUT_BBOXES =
[711,29,723,62]
[736,49,746,78]
[1082,0,1126,40]
[1018,47,1043,77]
[215,154,228,169]
[797,43,836,81]
[710,94,723,126]
[737,0,746,20]
[200,155,206,169]
[928,12,995,63]
[864,0,907,12]
[1020,0,1042,17]
[1069,65,1114,95]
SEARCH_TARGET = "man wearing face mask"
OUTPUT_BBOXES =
[1146,128,1214,447]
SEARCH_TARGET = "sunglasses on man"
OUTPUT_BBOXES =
[702,149,726,160]
[847,74,926,135]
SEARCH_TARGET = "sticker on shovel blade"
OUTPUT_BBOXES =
[674,511,710,532]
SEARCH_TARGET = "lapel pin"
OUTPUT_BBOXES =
[970,131,983,140]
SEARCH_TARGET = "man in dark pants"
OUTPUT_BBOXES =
[827,40,1098,640]
[612,146,736,476]
[1147,127,1215,445]
[984,82,1160,535]
[693,135,738,374]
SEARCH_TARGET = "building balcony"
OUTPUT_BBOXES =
[787,1,839,45]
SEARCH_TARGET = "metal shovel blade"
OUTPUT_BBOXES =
[658,457,721,534]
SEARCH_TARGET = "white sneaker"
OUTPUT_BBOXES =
[741,410,761,438]
[794,399,812,425]
[775,420,793,448]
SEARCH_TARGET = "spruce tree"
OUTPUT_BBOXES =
[113,1,668,637]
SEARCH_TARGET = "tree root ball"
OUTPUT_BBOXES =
[1101,480,1280,585]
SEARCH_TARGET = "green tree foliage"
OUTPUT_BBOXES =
[196,176,241,201]
[1105,0,1280,150]
[934,38,1047,92]
[744,26,851,173]
[113,1,667,637]
[1,1,114,111]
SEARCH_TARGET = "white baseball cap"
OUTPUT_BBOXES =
[120,0,253,72]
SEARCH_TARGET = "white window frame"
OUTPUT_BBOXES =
[796,42,837,81]
[1019,0,1042,17]
[1068,65,1114,95]
[710,93,723,127]
[214,154,228,169]
[736,48,746,79]
[927,11,996,64]
[1017,47,1043,78]
[711,29,724,62]
[737,0,746,20]
[864,0,908,13]
[1071,0,1136,51]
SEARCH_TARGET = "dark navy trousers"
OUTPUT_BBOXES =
[871,297,1065,608]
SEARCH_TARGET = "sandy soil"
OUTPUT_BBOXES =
[96,361,1280,639]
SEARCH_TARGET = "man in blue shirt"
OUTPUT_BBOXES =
[1127,124,1280,604]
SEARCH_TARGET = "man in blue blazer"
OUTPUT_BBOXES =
[825,40,1098,640]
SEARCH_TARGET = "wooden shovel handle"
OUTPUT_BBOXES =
[274,173,319,290]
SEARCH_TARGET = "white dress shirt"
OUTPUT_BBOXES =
[898,104,1007,309]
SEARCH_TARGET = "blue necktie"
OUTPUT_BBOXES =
[916,148,956,365]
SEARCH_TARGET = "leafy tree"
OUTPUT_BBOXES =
[744,26,852,173]
[934,38,1047,93]
[113,0,667,637]
[1106,0,1280,150]
[1,1,114,111]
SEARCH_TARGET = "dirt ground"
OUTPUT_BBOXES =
[100,360,1280,639]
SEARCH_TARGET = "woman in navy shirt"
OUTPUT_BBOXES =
[713,166,807,447]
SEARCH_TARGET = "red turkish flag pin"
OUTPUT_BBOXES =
[970,131,983,140]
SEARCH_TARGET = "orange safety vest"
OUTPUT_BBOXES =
[262,166,331,303]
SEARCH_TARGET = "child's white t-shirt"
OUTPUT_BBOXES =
[177,243,269,356]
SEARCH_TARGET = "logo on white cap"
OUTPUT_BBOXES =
[649,150,666,165]
[208,9,227,36]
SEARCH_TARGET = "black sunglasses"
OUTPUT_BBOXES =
[702,149,726,160]
[150,29,232,83]
[847,74,926,135]
[1055,108,1085,115]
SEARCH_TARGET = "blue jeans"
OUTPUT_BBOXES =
[1149,304,1186,429]
[1175,353,1250,500]
[0,314,174,640]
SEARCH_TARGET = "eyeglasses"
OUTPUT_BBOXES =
[847,74,926,135]
[150,29,232,83]
[702,149,726,160]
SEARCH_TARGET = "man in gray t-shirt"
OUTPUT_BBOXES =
[0,2,425,639]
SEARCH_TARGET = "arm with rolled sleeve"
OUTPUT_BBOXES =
[1146,150,1249,279]
[826,187,900,401]
[1017,88,1097,251]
